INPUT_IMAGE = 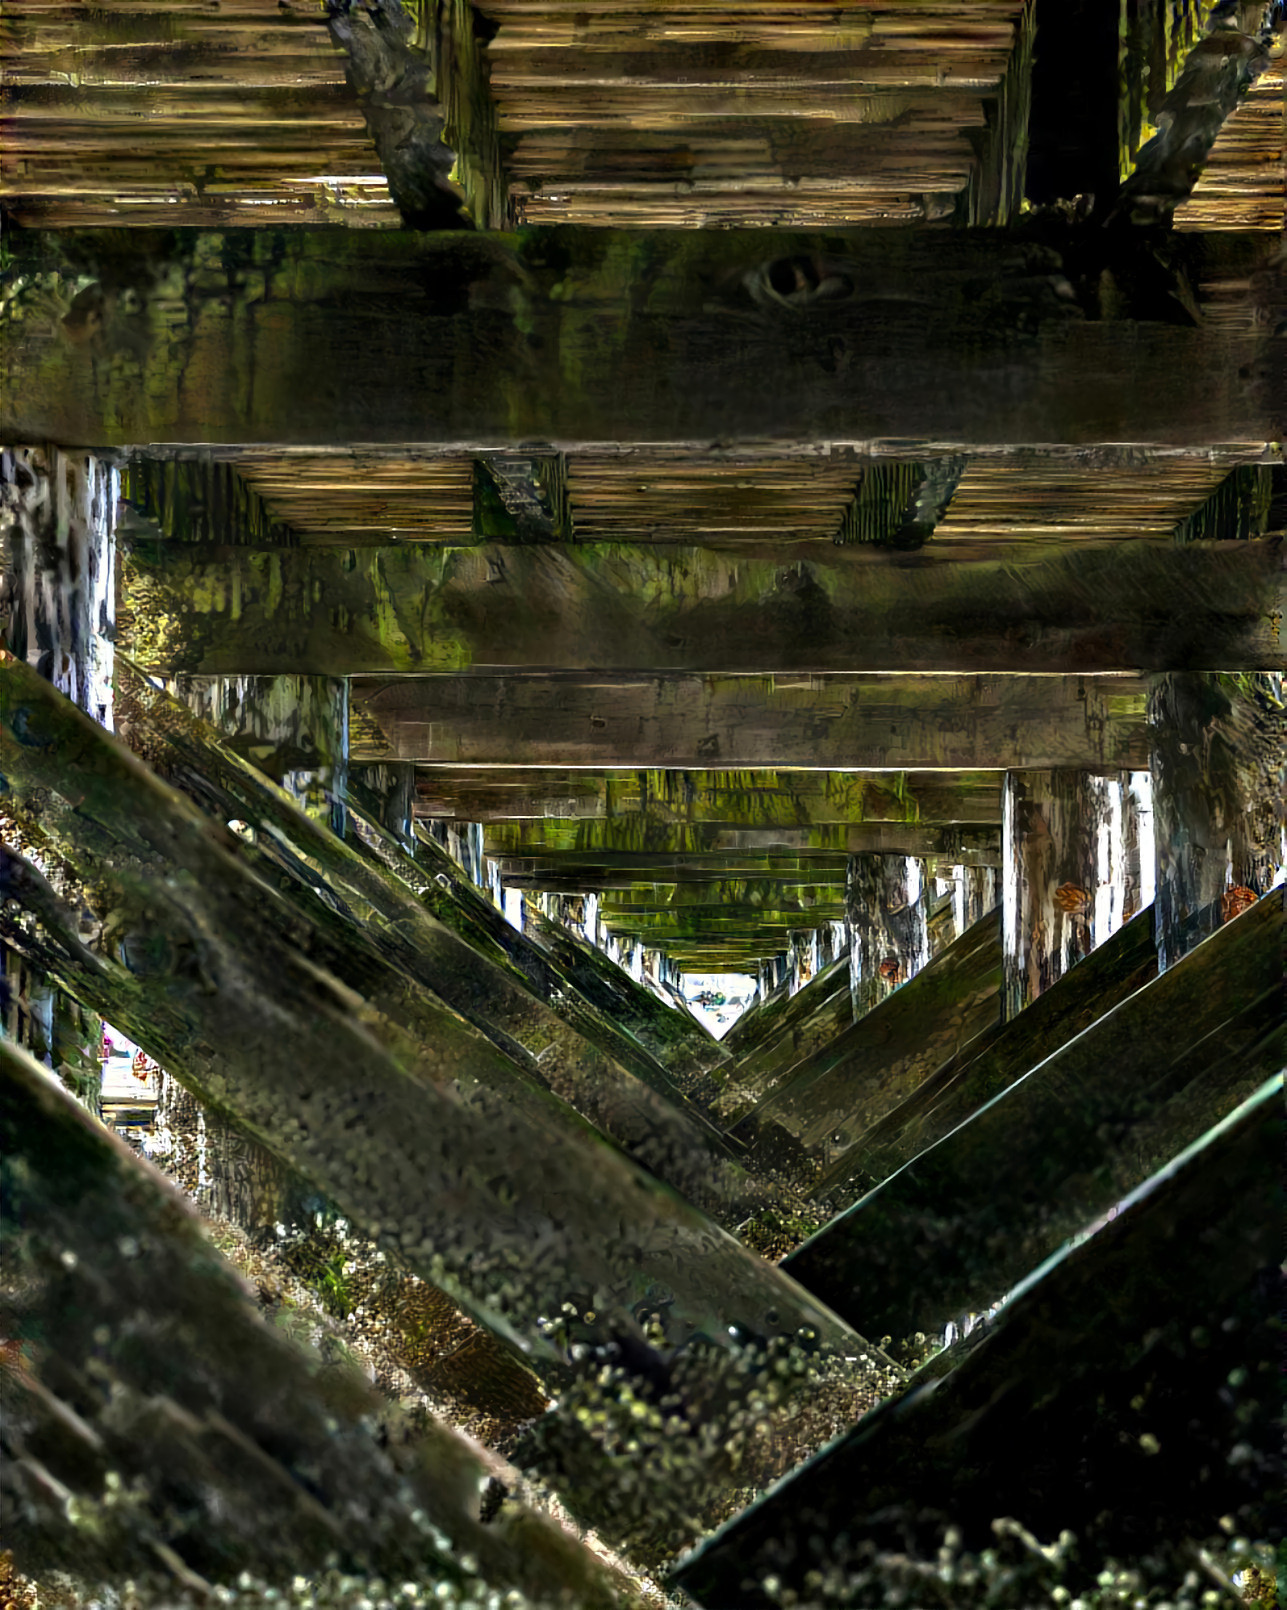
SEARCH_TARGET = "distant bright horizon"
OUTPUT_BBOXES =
[677,972,760,1039]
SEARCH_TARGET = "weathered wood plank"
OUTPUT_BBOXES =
[783,891,1282,1343]
[117,535,1287,676]
[725,908,1003,1191]
[0,655,904,1568]
[0,1037,636,1607]
[520,902,730,1106]
[111,662,763,1226]
[814,903,1159,1207]
[2,225,1282,446]
[488,822,1002,866]
[352,672,1149,769]
[674,1075,1282,1608]
[409,766,1005,827]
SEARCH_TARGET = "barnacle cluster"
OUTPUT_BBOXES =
[756,1516,1279,1609]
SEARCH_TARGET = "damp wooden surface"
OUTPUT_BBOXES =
[110,662,763,1225]
[3,226,1283,447]
[783,891,1283,1342]
[116,537,1287,677]
[725,907,1004,1189]
[409,767,1005,828]
[819,903,1159,1205]
[675,1074,1282,1608]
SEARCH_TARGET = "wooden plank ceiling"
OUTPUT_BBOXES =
[479,0,1030,227]
[0,0,400,227]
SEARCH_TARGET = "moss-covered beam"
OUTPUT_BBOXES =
[485,822,1002,866]
[675,1074,1282,1607]
[408,767,1004,828]
[121,454,298,549]
[2,225,1282,447]
[783,891,1282,1343]
[117,535,1286,676]
[352,672,1148,770]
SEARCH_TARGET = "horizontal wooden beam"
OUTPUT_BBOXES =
[2,226,1282,448]
[404,767,1004,827]
[352,671,1148,770]
[487,821,1002,865]
[119,537,1285,676]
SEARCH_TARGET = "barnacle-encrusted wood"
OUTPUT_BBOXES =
[677,1074,1284,1606]
[0,1038,638,1606]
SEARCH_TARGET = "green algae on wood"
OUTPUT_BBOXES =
[116,534,1287,676]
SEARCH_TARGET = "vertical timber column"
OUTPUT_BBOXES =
[846,854,931,1022]
[0,446,117,1113]
[148,672,346,1238]
[1148,673,1286,971]
[351,761,419,858]
[1002,770,1147,1019]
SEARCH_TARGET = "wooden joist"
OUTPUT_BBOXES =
[783,891,1282,1343]
[350,671,1149,770]
[408,766,1005,828]
[3,226,1283,447]
[117,536,1286,676]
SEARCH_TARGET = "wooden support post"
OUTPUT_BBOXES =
[0,659,904,1564]
[1149,671,1286,971]
[166,674,348,834]
[0,445,116,1114]
[846,854,931,1022]
[1002,769,1147,1020]
[783,891,1281,1346]
[148,673,349,1241]
[113,664,760,1225]
[676,1075,1282,1608]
